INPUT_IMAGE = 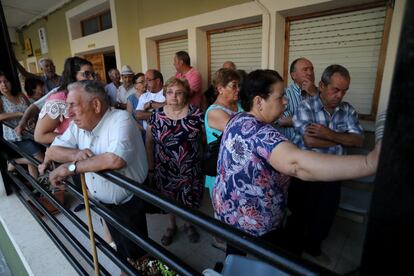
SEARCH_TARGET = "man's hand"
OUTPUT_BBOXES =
[49,163,73,187]
[75,149,94,161]
[14,123,25,137]
[301,79,317,96]
[305,123,334,140]
[144,101,152,111]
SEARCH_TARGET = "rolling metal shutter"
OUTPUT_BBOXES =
[158,37,188,81]
[288,6,387,115]
[209,25,262,79]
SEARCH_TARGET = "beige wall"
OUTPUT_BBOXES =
[113,0,251,73]
[138,0,252,29]
[13,0,86,73]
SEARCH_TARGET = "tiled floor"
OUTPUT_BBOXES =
[45,188,366,275]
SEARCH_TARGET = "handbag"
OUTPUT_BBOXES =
[202,133,222,176]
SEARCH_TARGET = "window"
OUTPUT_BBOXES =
[285,4,392,120]
[81,10,112,37]
[208,23,262,82]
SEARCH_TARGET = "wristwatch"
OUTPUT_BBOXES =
[68,161,78,174]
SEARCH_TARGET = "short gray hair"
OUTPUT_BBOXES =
[38,58,52,68]
[320,64,350,86]
[68,80,109,106]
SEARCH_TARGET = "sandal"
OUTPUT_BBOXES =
[161,227,177,246]
[184,224,200,243]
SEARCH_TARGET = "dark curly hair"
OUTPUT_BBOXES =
[59,56,92,91]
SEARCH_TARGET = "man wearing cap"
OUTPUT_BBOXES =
[116,65,135,109]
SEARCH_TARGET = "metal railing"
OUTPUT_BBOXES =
[0,121,334,275]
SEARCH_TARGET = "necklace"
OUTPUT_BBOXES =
[166,105,188,120]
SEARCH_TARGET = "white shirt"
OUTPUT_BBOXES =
[136,89,165,129]
[117,84,135,104]
[104,82,119,106]
[52,108,148,204]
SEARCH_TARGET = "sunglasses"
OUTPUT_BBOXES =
[78,71,97,79]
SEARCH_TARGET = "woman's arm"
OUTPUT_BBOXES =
[34,115,60,144]
[145,126,155,171]
[207,109,231,132]
[0,111,23,121]
[269,141,380,181]
[126,100,133,114]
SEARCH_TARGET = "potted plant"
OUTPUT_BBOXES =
[128,255,178,276]
[30,174,65,216]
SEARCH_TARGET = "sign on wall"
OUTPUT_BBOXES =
[38,27,49,54]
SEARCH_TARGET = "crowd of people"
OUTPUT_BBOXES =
[0,51,382,270]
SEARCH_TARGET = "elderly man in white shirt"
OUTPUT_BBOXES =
[135,69,166,130]
[46,80,148,261]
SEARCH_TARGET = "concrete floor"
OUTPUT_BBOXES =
[45,187,366,275]
[0,249,11,276]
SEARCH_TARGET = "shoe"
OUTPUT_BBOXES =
[73,203,85,212]
[302,251,331,267]
[109,241,117,250]
[213,262,223,273]
[161,227,177,246]
[184,224,200,243]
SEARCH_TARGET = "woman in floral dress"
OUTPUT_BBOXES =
[146,77,204,246]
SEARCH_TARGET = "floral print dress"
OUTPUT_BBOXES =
[149,105,204,208]
[212,112,291,237]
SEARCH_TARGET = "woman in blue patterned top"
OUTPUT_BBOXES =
[212,69,380,255]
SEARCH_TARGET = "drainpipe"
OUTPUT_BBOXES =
[255,0,270,69]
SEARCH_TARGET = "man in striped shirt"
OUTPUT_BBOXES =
[276,58,317,141]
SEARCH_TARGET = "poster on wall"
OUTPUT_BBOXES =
[24,38,33,56]
[38,27,49,54]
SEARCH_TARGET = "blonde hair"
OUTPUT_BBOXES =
[164,77,191,104]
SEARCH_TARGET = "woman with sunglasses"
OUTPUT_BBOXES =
[34,56,94,144]
[204,68,243,198]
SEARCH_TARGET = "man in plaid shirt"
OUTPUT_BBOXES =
[286,64,364,260]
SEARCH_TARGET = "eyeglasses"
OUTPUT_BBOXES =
[78,71,96,79]
[166,90,184,97]
[226,82,240,90]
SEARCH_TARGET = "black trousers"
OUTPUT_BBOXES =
[285,178,341,255]
[102,195,148,260]
[226,227,287,256]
